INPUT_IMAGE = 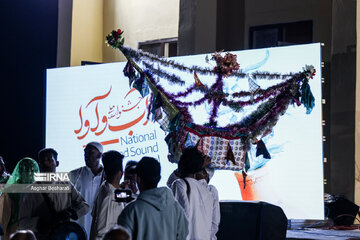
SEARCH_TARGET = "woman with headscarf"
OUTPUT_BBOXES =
[0,157,40,240]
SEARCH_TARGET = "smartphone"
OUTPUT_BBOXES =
[114,189,133,202]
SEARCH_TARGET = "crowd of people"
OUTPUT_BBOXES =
[0,142,220,240]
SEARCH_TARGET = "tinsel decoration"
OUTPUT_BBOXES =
[261,128,273,139]
[107,28,317,172]
[143,62,185,85]
[212,52,240,77]
[123,61,136,87]
[142,70,181,124]
[228,102,243,113]
[119,45,296,79]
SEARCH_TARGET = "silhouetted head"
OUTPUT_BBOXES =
[102,150,124,183]
[84,142,103,169]
[38,148,59,173]
[178,147,204,178]
[103,226,131,240]
[136,157,161,191]
[124,160,137,182]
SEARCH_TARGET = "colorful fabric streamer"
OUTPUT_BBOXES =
[300,80,315,114]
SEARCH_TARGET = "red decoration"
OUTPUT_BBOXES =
[310,69,316,79]
[194,72,204,87]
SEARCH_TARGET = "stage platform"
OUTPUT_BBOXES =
[285,219,360,239]
[287,228,360,239]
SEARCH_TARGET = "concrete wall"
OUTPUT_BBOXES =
[70,0,104,66]
[178,0,217,55]
[103,0,179,62]
[329,0,356,201]
[179,0,357,201]
[244,0,332,61]
[244,0,356,201]
[178,0,245,55]
[70,0,179,65]
[179,0,332,59]
[57,0,73,67]
[216,0,245,52]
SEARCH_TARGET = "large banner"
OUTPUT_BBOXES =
[46,63,173,187]
[47,43,323,219]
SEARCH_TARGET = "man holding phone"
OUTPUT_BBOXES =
[118,157,189,240]
[90,150,125,240]
[119,160,138,198]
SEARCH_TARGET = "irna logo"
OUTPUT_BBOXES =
[34,172,70,182]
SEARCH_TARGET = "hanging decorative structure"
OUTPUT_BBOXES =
[105,29,316,173]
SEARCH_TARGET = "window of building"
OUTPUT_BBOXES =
[138,38,178,57]
[249,20,313,49]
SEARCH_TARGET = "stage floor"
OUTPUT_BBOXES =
[287,228,360,239]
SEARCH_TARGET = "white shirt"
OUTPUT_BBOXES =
[18,182,89,233]
[208,185,220,240]
[90,181,125,240]
[69,166,104,238]
[172,178,214,240]
[166,170,180,188]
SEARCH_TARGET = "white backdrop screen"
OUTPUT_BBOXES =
[46,43,323,219]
